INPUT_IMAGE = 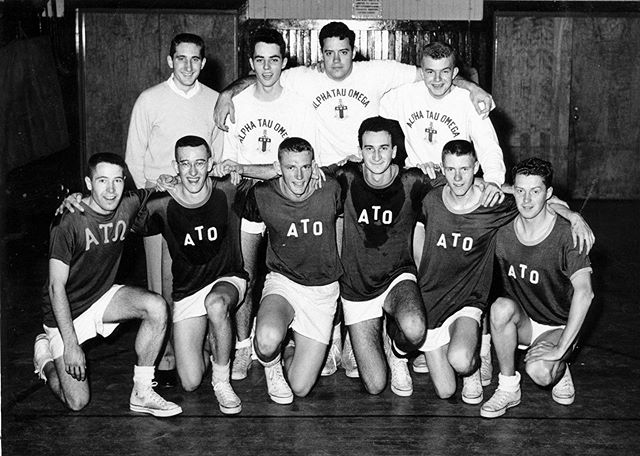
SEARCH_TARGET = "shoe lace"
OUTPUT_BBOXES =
[233,348,252,370]
[214,382,239,403]
[555,370,573,391]
[139,382,171,407]
[486,389,515,409]
[268,364,286,386]
[464,371,482,392]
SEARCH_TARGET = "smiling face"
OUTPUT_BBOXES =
[84,162,125,214]
[173,145,213,194]
[278,149,314,198]
[321,37,355,81]
[421,55,458,99]
[513,173,553,220]
[442,152,479,197]
[360,130,396,177]
[167,42,205,92]
[250,41,287,89]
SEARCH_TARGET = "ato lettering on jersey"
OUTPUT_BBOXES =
[357,206,393,225]
[85,221,127,250]
[435,232,474,251]
[507,264,540,284]
[184,225,219,246]
[286,219,323,237]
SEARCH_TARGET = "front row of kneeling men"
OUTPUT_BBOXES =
[34,116,594,419]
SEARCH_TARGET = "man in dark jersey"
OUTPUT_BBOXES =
[328,116,442,397]
[222,137,343,404]
[136,135,248,415]
[416,142,593,407]
[32,153,182,417]
[480,158,594,418]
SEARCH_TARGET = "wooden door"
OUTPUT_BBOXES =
[493,13,640,199]
[569,17,640,199]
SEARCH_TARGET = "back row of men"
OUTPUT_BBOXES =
[33,22,594,420]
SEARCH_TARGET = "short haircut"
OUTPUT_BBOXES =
[250,27,286,59]
[358,116,397,148]
[170,33,205,58]
[319,21,355,50]
[174,135,212,160]
[512,157,554,188]
[87,153,126,178]
[442,139,477,162]
[278,137,314,161]
[422,41,457,65]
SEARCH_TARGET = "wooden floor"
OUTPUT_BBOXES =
[2,193,640,455]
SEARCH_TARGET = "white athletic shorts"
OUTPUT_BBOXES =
[421,306,483,352]
[518,317,566,350]
[173,276,247,323]
[342,273,417,326]
[241,218,266,235]
[261,272,339,344]
[43,284,124,360]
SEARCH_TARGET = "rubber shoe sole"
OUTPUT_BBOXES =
[129,403,183,417]
[480,398,520,418]
[269,392,294,405]
[552,392,575,405]
[219,402,242,415]
[462,391,484,405]
[391,384,413,397]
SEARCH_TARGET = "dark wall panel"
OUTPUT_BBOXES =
[82,12,161,158]
[570,17,640,199]
[79,9,237,162]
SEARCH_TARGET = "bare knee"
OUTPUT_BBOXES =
[64,392,90,411]
[397,316,426,347]
[433,381,456,400]
[205,294,230,325]
[289,377,314,398]
[178,370,203,392]
[254,326,282,360]
[525,361,554,387]
[447,348,476,376]
[490,298,517,329]
[361,372,387,396]
[141,294,168,326]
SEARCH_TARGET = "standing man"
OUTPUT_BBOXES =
[480,158,594,418]
[125,33,222,386]
[32,153,182,417]
[381,41,505,188]
[215,21,494,377]
[221,28,317,381]
[135,136,248,415]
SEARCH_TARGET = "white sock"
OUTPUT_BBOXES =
[480,334,492,356]
[497,371,521,392]
[259,354,281,368]
[332,324,342,344]
[133,365,155,389]
[211,361,230,385]
[236,338,251,350]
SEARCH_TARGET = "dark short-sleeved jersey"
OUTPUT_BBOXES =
[495,215,592,326]
[244,176,343,286]
[42,190,150,327]
[141,177,247,301]
[419,189,517,329]
[330,163,438,301]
